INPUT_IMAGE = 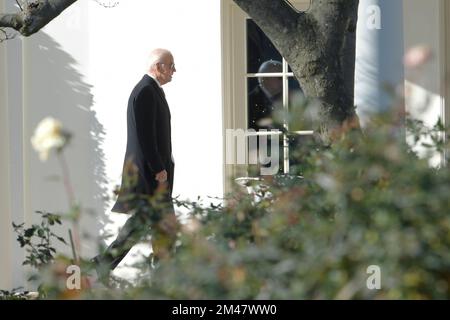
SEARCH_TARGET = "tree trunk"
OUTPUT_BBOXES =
[233,0,360,138]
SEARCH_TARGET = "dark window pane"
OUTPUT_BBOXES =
[247,19,282,74]
[248,77,283,130]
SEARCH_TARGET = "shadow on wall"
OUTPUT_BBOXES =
[26,32,111,257]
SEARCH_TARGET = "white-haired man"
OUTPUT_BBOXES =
[93,49,178,281]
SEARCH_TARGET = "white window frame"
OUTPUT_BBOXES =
[440,0,450,165]
[221,0,312,194]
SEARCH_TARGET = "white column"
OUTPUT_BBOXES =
[355,0,405,125]
[0,0,13,291]
[3,0,26,290]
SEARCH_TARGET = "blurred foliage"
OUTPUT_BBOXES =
[0,288,36,300]
[87,111,450,300]
[6,108,450,300]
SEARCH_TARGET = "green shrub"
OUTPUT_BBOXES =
[8,111,450,300]
[119,114,450,300]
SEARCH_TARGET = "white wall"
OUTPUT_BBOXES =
[0,0,12,290]
[85,0,224,277]
[403,0,445,165]
[403,0,443,122]
[0,0,30,291]
[85,0,224,205]
[1,0,224,286]
[24,0,100,262]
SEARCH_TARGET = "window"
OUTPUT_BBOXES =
[222,0,313,193]
[246,19,312,176]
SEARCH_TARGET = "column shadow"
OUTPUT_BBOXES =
[26,32,112,258]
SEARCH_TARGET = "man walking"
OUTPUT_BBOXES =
[93,48,178,280]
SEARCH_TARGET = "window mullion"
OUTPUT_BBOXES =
[282,59,289,174]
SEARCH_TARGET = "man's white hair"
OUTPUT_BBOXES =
[147,48,172,71]
[258,60,282,74]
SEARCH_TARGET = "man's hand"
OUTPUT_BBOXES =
[155,170,168,183]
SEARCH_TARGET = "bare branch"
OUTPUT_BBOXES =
[233,0,302,38]
[0,28,16,43]
[0,0,120,39]
[0,0,78,37]
[16,1,24,11]
[232,0,318,68]
[0,28,7,42]
[94,0,119,8]
[0,12,23,30]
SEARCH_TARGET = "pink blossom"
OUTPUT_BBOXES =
[404,45,433,68]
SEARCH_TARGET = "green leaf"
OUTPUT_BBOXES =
[55,236,67,245]
[24,228,35,238]
[37,229,45,238]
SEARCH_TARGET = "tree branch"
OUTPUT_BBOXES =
[233,0,318,70]
[0,13,22,30]
[0,0,78,37]
[94,0,119,8]
[0,27,15,42]
[15,1,24,12]
[233,0,301,39]
[307,0,359,111]
[310,0,359,50]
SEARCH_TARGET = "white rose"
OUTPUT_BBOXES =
[31,117,67,161]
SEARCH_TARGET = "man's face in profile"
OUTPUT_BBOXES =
[158,54,176,85]
[260,77,282,97]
